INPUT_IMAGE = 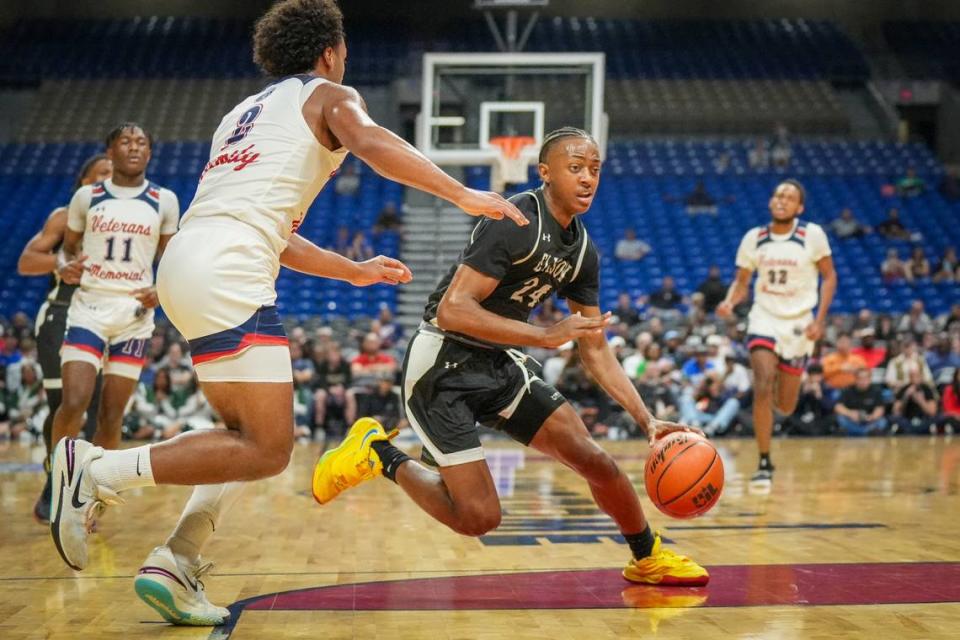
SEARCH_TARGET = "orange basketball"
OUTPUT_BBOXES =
[645,431,724,519]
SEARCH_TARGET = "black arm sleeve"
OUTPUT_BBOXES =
[559,242,600,306]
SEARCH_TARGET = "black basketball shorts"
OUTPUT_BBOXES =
[35,301,69,388]
[402,328,566,467]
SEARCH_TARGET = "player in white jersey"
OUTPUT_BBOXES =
[49,0,526,627]
[50,123,178,453]
[718,180,836,487]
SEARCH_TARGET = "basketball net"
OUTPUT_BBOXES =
[490,135,537,192]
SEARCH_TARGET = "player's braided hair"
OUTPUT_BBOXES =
[253,0,345,77]
[778,178,806,204]
[72,153,108,192]
[538,127,597,164]
[104,123,153,149]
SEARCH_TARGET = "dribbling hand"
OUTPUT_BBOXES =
[646,419,704,447]
[456,188,529,227]
[351,255,413,286]
[540,312,612,349]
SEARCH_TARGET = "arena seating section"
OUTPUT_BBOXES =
[883,22,960,82]
[466,139,959,317]
[1,17,956,321]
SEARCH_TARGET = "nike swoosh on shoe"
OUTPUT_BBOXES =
[71,470,87,509]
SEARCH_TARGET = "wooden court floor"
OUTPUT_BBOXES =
[2,435,959,639]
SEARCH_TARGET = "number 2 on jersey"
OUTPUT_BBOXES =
[511,277,553,308]
[105,236,132,262]
[225,104,264,146]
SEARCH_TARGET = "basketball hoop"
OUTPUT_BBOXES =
[490,135,537,192]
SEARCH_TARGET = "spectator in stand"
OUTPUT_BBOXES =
[684,180,718,214]
[881,248,908,282]
[926,333,960,384]
[681,342,716,386]
[940,369,960,434]
[331,226,351,256]
[783,363,835,436]
[898,300,934,337]
[721,354,752,400]
[358,377,406,431]
[334,162,360,197]
[613,292,640,327]
[885,336,934,391]
[932,247,958,283]
[875,314,896,342]
[0,330,22,368]
[373,201,402,233]
[772,123,792,169]
[648,276,683,315]
[852,309,874,333]
[291,342,316,440]
[749,138,770,170]
[713,152,731,174]
[696,265,727,313]
[896,166,926,198]
[877,208,912,241]
[829,208,871,239]
[351,332,397,387]
[543,341,575,387]
[891,368,939,434]
[314,343,354,440]
[374,305,403,349]
[155,342,193,395]
[835,368,887,436]
[614,227,651,261]
[635,364,678,424]
[941,304,960,333]
[345,230,375,262]
[821,334,867,389]
[4,359,43,440]
[679,373,741,436]
[851,327,886,370]
[905,246,931,281]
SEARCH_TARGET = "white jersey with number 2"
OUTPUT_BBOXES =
[181,75,349,256]
[735,220,831,317]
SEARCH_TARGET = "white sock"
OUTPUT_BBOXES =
[89,445,156,493]
[166,482,246,565]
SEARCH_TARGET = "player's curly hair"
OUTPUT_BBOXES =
[253,0,345,77]
[538,127,598,164]
[104,122,153,149]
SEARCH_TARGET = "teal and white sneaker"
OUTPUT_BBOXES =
[134,545,229,626]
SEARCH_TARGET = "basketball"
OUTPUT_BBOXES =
[645,431,724,519]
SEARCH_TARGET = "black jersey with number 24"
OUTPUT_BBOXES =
[423,187,600,344]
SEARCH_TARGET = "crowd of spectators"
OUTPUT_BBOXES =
[2,291,958,445]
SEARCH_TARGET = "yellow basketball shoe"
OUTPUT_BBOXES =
[312,418,397,505]
[623,532,710,586]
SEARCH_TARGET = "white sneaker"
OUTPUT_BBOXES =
[134,545,230,626]
[49,438,121,570]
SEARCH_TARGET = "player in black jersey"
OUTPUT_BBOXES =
[17,153,112,523]
[314,128,710,585]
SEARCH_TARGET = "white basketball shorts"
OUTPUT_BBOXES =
[156,217,292,383]
[61,289,153,380]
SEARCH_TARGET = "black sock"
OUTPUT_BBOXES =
[759,453,773,470]
[624,524,655,560]
[371,440,411,483]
